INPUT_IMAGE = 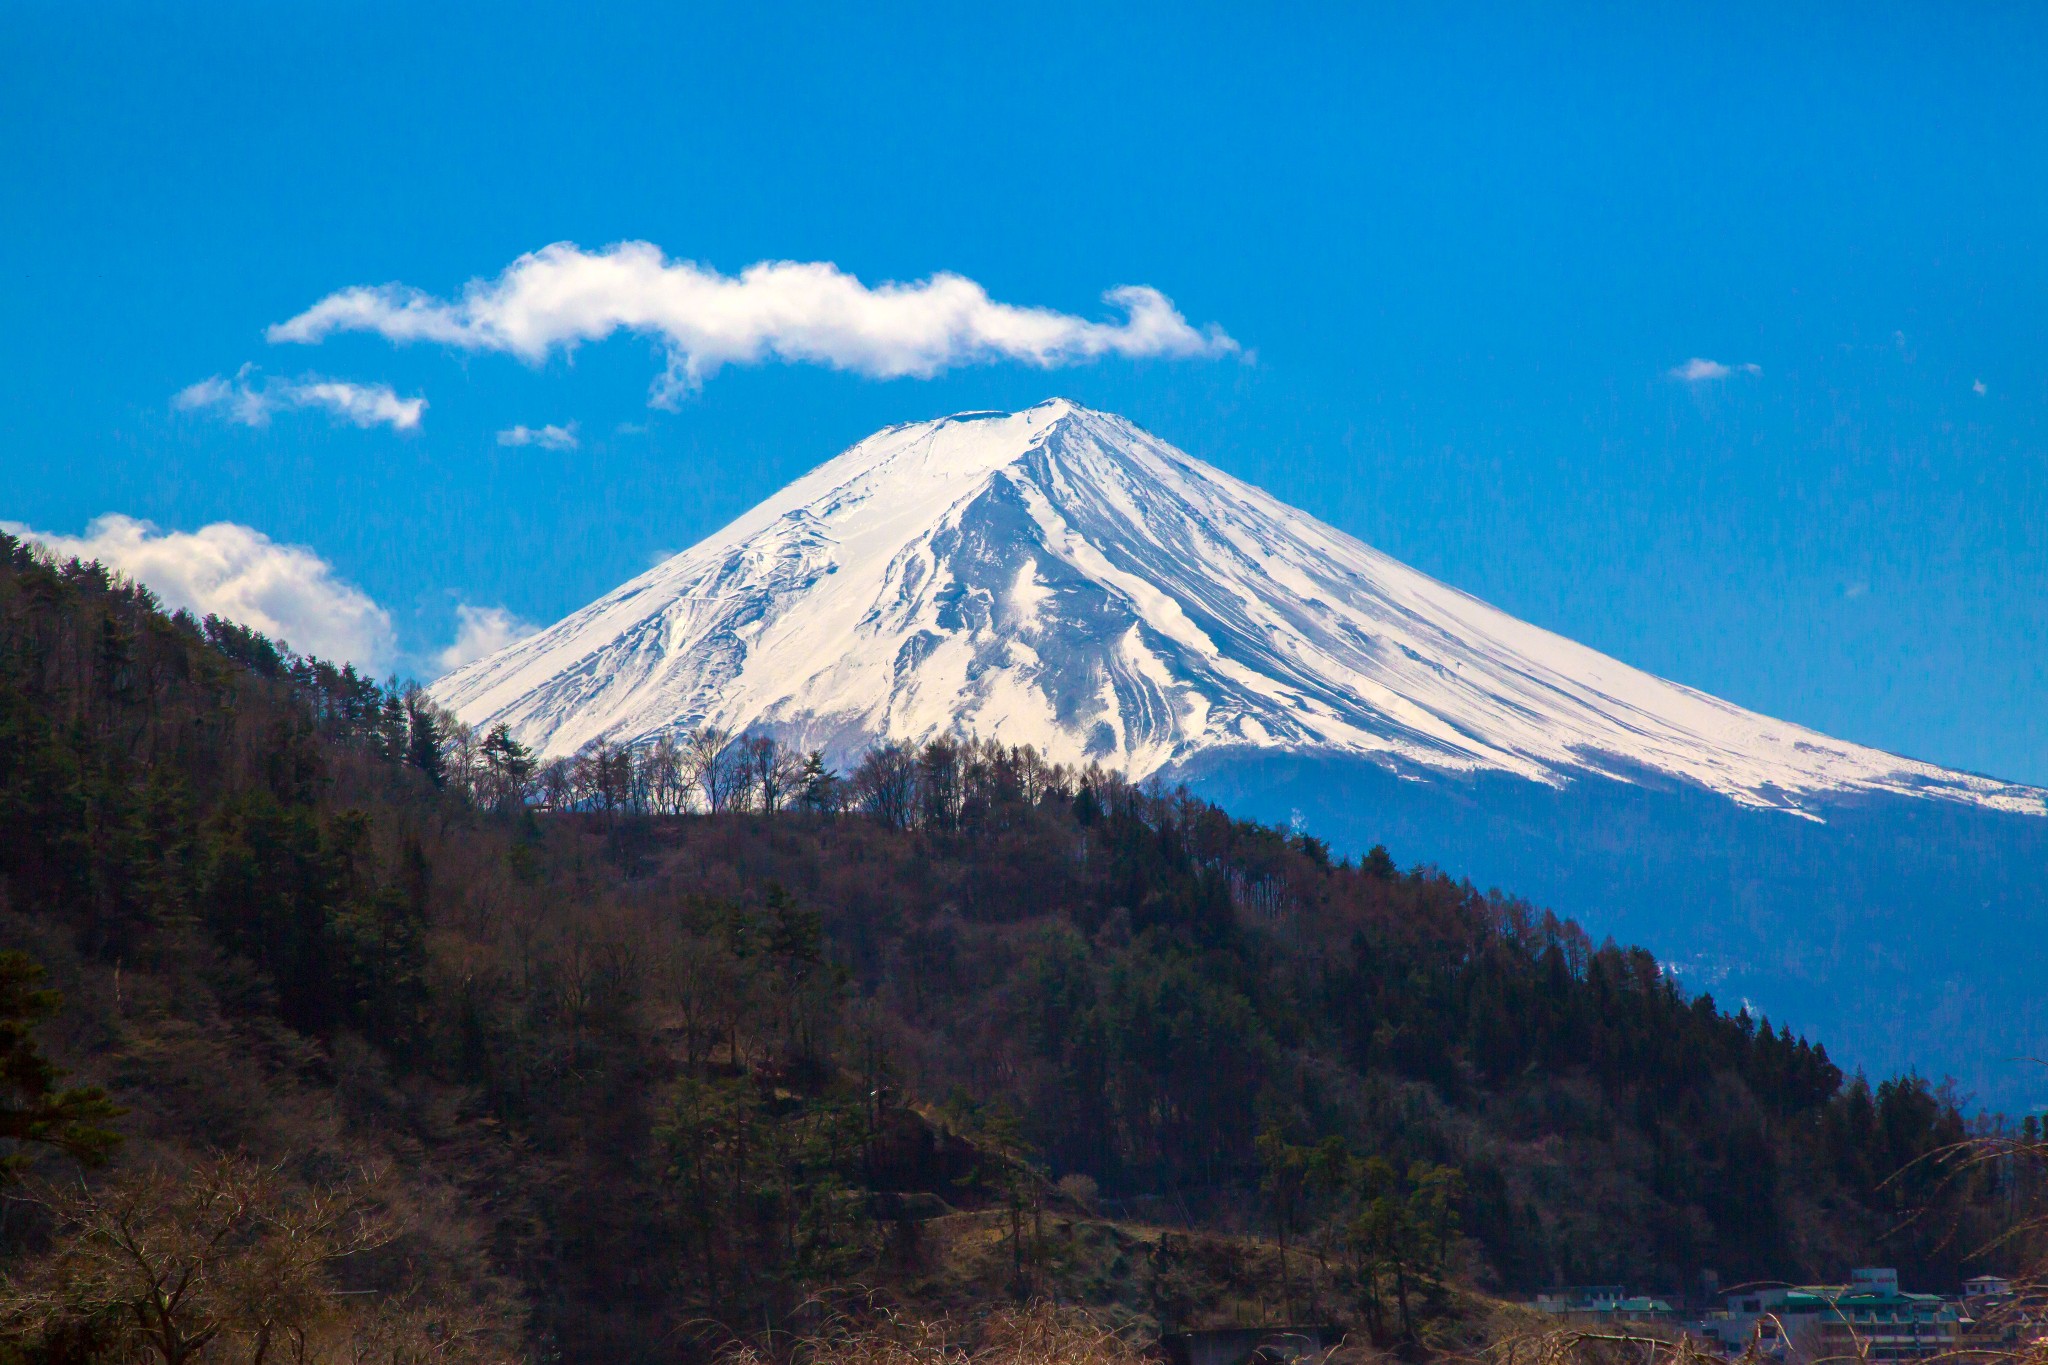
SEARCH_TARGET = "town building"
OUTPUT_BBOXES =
[1691,1270,1960,1362]
[1531,1286,1678,1325]
[1962,1275,2014,1303]
[1957,1276,2029,1355]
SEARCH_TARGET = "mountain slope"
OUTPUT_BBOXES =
[433,402,2048,1106]
[435,400,2040,820]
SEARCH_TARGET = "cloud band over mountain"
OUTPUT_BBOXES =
[436,603,539,672]
[4,515,534,679]
[3,514,398,667]
[269,242,1239,401]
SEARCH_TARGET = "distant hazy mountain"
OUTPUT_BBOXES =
[434,400,2048,1106]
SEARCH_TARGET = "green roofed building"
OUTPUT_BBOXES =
[1532,1287,1677,1324]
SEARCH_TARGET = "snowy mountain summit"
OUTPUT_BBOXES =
[434,399,2041,817]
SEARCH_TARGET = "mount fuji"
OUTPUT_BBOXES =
[435,400,2048,1104]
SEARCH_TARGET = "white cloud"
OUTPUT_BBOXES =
[1973,379,1988,396]
[1669,357,1763,383]
[268,242,1239,402]
[4,516,552,680]
[497,422,579,450]
[291,379,426,429]
[175,366,426,430]
[435,603,538,674]
[3,514,396,669]
[173,373,275,426]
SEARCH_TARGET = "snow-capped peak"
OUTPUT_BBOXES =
[432,401,2045,817]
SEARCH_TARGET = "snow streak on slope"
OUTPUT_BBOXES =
[433,400,2044,816]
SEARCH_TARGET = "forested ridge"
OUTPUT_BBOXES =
[0,533,2029,1363]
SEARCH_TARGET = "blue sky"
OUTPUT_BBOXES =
[4,3,2044,783]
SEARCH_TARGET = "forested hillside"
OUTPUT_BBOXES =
[0,532,2028,1364]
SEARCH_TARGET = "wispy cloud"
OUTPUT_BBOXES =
[3,514,397,669]
[435,603,539,674]
[269,242,1239,403]
[497,422,579,450]
[1669,357,1762,383]
[175,366,426,430]
[1973,379,1988,396]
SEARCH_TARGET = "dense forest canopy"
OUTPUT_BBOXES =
[0,532,2029,1364]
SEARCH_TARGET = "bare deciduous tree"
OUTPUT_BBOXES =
[743,734,807,813]
[682,726,738,812]
[1,1155,515,1365]
[535,756,574,811]
[643,733,690,814]
[697,729,760,813]
[850,742,919,830]
[4,1156,372,1364]
[569,738,638,815]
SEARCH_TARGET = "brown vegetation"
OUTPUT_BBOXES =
[0,533,2036,1365]
[717,1304,1152,1365]
[2,1154,513,1365]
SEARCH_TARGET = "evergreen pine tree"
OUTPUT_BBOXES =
[0,951,121,1178]
[404,695,447,788]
